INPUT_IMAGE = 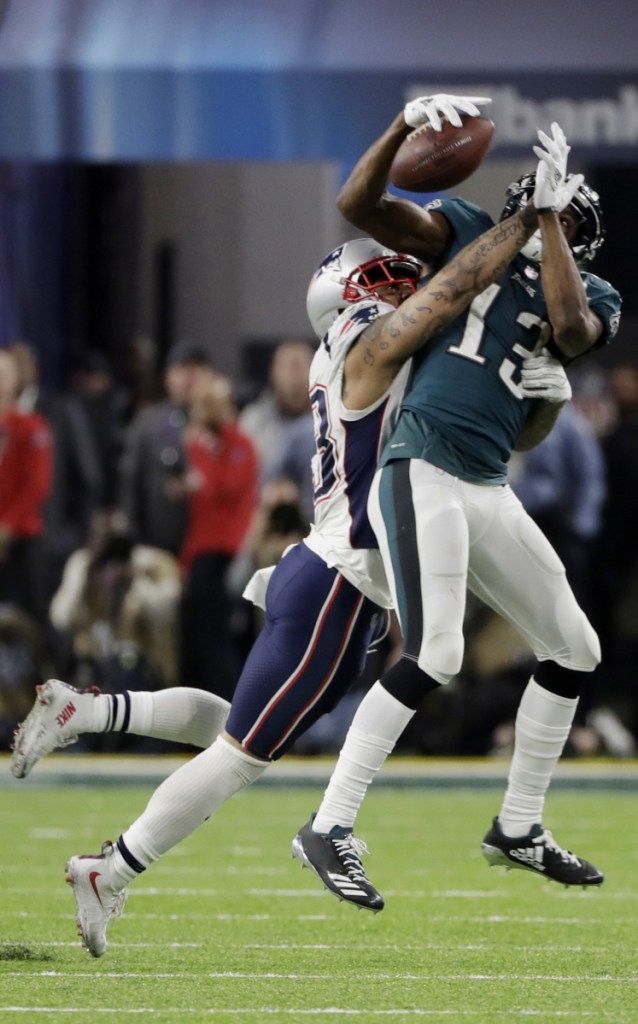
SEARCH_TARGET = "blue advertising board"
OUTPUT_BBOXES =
[1,68,637,162]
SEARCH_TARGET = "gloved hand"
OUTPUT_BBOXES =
[534,121,569,182]
[519,351,572,403]
[532,122,584,212]
[534,163,584,213]
[404,94,491,131]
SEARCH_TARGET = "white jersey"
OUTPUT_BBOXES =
[303,299,412,608]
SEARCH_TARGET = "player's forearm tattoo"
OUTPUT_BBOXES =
[361,211,533,362]
[426,215,531,306]
[397,309,417,325]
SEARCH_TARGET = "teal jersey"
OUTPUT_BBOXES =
[382,198,622,484]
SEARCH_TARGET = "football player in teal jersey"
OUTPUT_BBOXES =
[294,105,622,905]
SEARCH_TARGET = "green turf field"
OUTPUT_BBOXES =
[1,775,637,1023]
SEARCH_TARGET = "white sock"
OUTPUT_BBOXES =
[87,688,230,748]
[130,688,231,748]
[498,677,578,837]
[312,681,415,833]
[109,736,267,887]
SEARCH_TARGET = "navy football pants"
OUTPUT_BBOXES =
[225,543,385,760]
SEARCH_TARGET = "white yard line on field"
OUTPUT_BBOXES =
[0,1008,608,1017]
[4,970,638,983]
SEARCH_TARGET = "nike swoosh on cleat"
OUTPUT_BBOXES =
[89,870,104,906]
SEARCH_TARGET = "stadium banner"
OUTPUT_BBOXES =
[0,69,636,162]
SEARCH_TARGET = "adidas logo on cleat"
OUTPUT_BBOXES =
[327,872,367,897]
[508,846,546,872]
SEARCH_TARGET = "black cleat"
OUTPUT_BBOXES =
[291,815,384,912]
[481,816,604,888]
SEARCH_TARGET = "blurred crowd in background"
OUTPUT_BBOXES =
[1,332,637,761]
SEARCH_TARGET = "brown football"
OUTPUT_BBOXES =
[389,114,496,193]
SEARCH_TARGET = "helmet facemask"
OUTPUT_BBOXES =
[344,256,421,303]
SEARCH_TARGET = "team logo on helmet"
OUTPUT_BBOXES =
[316,245,346,278]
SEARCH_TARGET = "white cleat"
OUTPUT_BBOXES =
[11,679,99,778]
[65,841,128,958]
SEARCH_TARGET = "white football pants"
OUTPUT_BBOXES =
[368,458,600,685]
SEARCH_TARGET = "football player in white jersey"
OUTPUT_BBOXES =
[11,98,570,953]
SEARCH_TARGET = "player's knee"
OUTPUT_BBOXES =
[381,657,439,710]
[418,631,464,685]
[564,606,601,672]
[552,592,601,672]
[573,618,601,672]
[549,617,601,674]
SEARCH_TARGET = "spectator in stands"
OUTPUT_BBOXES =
[0,348,53,621]
[50,508,182,694]
[118,331,164,421]
[511,401,606,595]
[239,338,315,511]
[118,339,214,556]
[67,351,130,509]
[569,365,616,439]
[587,362,638,753]
[176,372,259,700]
[226,476,310,657]
[6,340,102,603]
[245,478,309,573]
[265,413,317,523]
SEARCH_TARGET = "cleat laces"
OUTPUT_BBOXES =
[537,829,580,867]
[331,835,369,881]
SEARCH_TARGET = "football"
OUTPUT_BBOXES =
[389,114,496,193]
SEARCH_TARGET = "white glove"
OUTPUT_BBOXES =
[532,122,584,211]
[404,93,491,131]
[519,351,572,403]
[534,122,569,182]
[534,163,584,213]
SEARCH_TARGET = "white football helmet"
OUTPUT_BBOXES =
[306,238,424,339]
